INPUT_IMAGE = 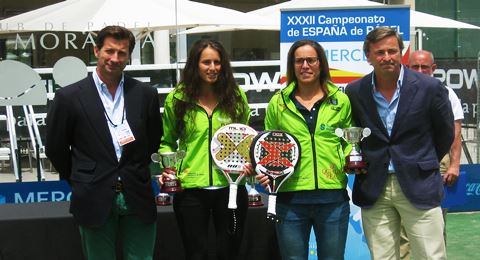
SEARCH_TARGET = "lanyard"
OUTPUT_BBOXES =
[98,84,125,128]
[104,107,125,128]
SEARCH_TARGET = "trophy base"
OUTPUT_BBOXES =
[345,158,367,170]
[161,186,184,193]
[161,179,184,193]
[156,193,171,206]
[248,194,264,207]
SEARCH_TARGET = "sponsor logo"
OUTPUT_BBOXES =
[13,191,72,203]
[466,182,480,196]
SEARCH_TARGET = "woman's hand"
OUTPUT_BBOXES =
[242,163,255,176]
[255,173,270,188]
[156,167,177,185]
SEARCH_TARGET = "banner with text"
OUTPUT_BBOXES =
[280,6,410,85]
[434,60,478,126]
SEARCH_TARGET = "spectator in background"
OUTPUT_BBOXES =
[397,49,464,259]
[408,50,463,186]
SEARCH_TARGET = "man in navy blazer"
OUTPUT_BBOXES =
[345,27,453,259]
[46,26,162,259]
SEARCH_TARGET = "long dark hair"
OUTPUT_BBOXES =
[286,39,331,90]
[174,39,247,138]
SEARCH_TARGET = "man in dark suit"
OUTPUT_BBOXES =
[345,27,453,259]
[46,26,162,259]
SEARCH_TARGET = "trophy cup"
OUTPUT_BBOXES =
[335,127,371,171]
[151,150,185,193]
[150,155,171,206]
[247,176,264,207]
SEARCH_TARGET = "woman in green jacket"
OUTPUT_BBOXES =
[159,39,251,259]
[258,39,352,259]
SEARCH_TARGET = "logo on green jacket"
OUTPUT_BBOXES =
[320,123,335,131]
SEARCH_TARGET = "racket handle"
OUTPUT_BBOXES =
[228,183,238,209]
[267,194,277,216]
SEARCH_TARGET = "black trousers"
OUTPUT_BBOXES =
[173,186,248,260]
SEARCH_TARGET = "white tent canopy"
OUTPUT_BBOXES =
[184,0,480,34]
[410,11,479,29]
[0,0,268,33]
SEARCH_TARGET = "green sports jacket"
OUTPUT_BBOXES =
[265,81,352,192]
[159,86,250,189]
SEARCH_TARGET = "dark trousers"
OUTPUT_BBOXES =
[173,186,248,260]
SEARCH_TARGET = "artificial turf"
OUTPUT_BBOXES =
[446,212,480,260]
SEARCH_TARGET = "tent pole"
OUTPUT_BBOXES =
[175,0,180,83]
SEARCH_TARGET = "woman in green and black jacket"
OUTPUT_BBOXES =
[159,39,250,259]
[258,39,352,259]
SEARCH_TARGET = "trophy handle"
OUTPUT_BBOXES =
[361,128,371,141]
[177,150,186,160]
[335,128,344,138]
[151,153,161,163]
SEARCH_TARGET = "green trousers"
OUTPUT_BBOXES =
[79,192,156,260]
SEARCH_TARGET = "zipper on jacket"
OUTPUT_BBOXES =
[282,94,320,189]
[336,145,343,165]
[195,103,216,187]
[208,116,213,186]
[311,132,319,189]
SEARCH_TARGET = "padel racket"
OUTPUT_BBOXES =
[211,123,258,209]
[250,130,300,221]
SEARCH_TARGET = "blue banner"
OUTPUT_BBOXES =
[279,6,411,84]
[0,177,161,205]
[441,170,467,208]
[0,180,71,204]
[281,6,410,43]
[1,164,478,260]
[449,164,480,212]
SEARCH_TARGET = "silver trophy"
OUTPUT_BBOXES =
[335,127,371,171]
[247,175,264,207]
[151,153,171,206]
[151,150,185,194]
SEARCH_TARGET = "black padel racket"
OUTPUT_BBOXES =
[211,123,258,209]
[250,130,300,221]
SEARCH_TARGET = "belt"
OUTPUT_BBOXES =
[112,181,124,193]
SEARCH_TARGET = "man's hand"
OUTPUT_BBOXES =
[344,165,368,175]
[443,166,459,186]
[443,120,462,187]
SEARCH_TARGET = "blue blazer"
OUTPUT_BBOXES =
[345,67,454,209]
[46,75,162,226]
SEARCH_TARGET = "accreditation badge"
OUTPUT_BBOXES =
[115,120,135,146]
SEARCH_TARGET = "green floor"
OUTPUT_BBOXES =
[447,212,480,259]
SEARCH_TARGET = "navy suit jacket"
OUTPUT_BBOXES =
[46,75,162,226]
[345,67,454,209]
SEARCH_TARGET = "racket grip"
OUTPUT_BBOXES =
[267,194,277,216]
[228,183,238,209]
